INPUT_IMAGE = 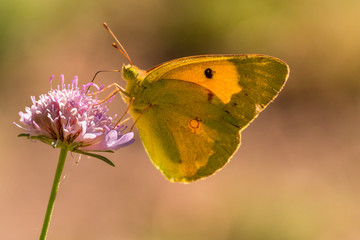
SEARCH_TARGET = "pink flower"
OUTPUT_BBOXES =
[15,75,134,166]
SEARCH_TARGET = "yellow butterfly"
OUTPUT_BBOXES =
[103,23,289,183]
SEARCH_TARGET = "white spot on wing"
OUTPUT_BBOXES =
[255,104,263,113]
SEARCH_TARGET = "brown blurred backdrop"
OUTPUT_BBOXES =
[1,0,359,239]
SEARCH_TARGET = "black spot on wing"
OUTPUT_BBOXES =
[204,68,213,79]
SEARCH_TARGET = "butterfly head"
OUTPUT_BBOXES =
[122,64,146,82]
[122,64,147,96]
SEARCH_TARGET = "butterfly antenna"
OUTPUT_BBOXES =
[103,22,133,66]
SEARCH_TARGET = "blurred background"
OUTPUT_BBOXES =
[1,0,359,239]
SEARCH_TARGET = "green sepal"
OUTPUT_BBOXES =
[18,134,55,146]
[73,150,115,167]
[17,133,30,137]
[18,133,116,167]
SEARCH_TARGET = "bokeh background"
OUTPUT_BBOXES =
[1,0,359,239]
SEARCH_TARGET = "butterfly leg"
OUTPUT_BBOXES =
[130,111,143,131]
[113,97,134,128]
[86,69,122,93]
[94,83,130,104]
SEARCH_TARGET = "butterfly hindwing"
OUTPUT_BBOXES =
[131,78,240,182]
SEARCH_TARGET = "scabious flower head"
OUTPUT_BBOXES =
[15,75,134,165]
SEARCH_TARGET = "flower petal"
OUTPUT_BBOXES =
[15,75,134,156]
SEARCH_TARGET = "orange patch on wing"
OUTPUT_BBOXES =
[160,61,242,103]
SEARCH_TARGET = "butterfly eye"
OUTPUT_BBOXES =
[204,68,213,79]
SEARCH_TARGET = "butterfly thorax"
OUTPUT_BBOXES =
[121,64,153,118]
[122,64,147,99]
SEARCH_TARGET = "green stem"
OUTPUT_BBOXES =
[39,147,68,240]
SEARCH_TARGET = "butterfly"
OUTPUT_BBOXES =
[103,23,289,183]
